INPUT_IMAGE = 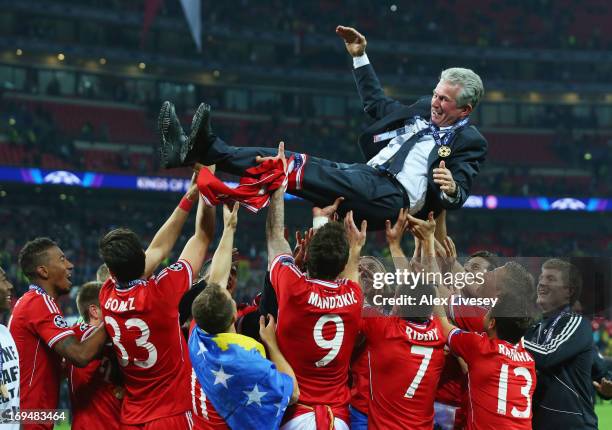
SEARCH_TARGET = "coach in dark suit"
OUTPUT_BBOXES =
[159,27,487,229]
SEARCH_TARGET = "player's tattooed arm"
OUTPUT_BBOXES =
[343,211,367,283]
[264,143,292,268]
[208,202,239,288]
[53,324,108,367]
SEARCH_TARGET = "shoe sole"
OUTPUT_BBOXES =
[158,101,173,168]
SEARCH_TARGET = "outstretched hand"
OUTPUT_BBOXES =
[313,197,344,220]
[385,207,410,247]
[406,211,436,241]
[256,141,287,172]
[335,25,367,57]
[344,210,367,249]
[223,202,239,229]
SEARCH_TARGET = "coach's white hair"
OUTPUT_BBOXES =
[439,67,484,109]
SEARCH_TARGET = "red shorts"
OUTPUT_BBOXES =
[120,412,193,430]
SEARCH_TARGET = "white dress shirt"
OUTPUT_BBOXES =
[354,54,458,214]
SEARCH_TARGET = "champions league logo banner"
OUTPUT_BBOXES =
[0,166,610,211]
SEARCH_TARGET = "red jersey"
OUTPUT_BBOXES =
[68,322,122,430]
[99,260,193,425]
[361,316,446,430]
[269,254,363,410]
[349,305,381,415]
[8,286,75,424]
[436,295,488,406]
[187,320,228,430]
[448,329,536,430]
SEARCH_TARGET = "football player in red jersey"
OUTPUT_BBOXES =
[69,281,122,430]
[437,289,537,430]
[406,213,537,430]
[98,176,215,430]
[9,237,108,430]
[263,143,366,430]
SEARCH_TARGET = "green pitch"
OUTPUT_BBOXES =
[53,402,612,429]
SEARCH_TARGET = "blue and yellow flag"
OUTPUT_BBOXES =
[189,327,293,429]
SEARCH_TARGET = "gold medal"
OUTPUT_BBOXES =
[438,145,451,157]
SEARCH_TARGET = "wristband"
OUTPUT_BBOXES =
[313,216,329,230]
[179,196,195,212]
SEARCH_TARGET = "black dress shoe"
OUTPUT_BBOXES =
[181,103,214,165]
[158,101,189,169]
[181,102,215,165]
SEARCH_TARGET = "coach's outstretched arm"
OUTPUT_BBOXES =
[208,202,239,288]
[336,25,403,120]
[265,143,292,268]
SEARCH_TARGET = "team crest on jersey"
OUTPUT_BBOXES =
[54,315,68,328]
[168,262,184,271]
[79,322,89,332]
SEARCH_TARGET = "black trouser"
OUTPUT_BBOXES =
[204,137,408,229]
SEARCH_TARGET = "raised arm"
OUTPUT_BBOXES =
[265,143,292,268]
[179,173,217,276]
[385,208,411,271]
[336,25,403,120]
[208,203,239,288]
[342,211,367,283]
[143,172,204,278]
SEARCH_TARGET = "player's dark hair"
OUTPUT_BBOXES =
[18,237,58,281]
[98,228,145,283]
[542,258,582,306]
[491,293,535,344]
[192,283,234,334]
[306,222,349,280]
[76,281,102,323]
[468,250,500,271]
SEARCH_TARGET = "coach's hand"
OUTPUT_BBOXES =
[336,26,367,57]
[433,161,457,197]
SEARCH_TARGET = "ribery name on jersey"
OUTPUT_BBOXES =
[307,291,358,310]
[104,297,136,312]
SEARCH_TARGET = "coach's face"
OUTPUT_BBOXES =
[431,81,472,127]
[537,268,570,314]
[43,246,74,295]
[0,270,13,312]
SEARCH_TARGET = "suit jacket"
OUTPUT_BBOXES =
[353,63,487,218]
